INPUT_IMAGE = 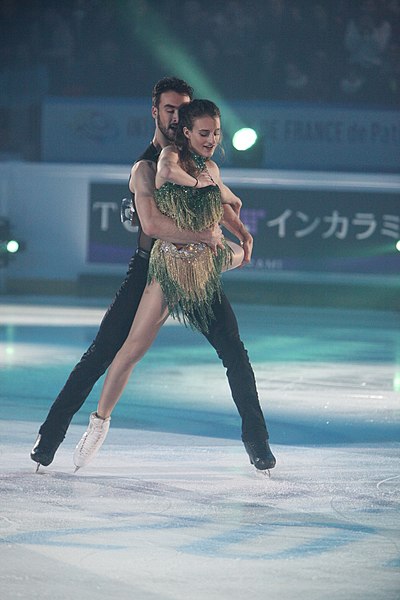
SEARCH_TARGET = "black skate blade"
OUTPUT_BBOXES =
[35,463,41,473]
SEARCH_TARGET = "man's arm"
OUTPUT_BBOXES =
[130,160,224,250]
[221,204,253,265]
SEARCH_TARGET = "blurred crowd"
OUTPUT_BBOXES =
[1,0,399,159]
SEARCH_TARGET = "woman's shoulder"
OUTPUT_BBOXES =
[206,159,220,177]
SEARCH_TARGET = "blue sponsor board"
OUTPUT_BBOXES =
[236,187,399,274]
[88,182,137,264]
[88,182,400,274]
[43,97,399,172]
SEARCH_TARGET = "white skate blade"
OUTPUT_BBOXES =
[255,468,271,478]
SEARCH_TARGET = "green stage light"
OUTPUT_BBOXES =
[0,217,24,266]
[232,128,258,151]
[6,240,19,254]
[125,3,244,141]
[394,371,400,392]
[396,240,400,252]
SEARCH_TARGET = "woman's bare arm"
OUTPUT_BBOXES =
[156,146,215,189]
[130,160,224,250]
[221,204,253,265]
[207,161,242,216]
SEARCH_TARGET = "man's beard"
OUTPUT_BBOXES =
[157,116,176,142]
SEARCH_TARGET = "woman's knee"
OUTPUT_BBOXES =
[232,245,244,269]
[115,342,146,370]
[225,241,244,271]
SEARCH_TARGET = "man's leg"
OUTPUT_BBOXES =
[31,252,149,466]
[201,291,275,470]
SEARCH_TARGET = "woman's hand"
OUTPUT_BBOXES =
[195,170,216,188]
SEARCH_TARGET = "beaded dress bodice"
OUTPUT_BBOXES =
[148,179,232,332]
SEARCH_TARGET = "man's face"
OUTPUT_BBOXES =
[152,91,191,142]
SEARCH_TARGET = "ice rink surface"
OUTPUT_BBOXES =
[0,298,399,600]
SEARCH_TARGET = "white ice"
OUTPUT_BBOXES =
[0,300,399,600]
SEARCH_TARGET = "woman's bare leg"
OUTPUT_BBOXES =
[224,241,244,271]
[96,280,169,418]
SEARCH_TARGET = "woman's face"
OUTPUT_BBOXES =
[183,115,221,158]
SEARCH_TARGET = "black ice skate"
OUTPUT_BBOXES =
[30,432,65,472]
[244,440,276,476]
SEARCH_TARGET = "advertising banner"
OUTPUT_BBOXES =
[43,97,399,172]
[88,182,137,264]
[88,182,400,274]
[237,187,399,274]
[42,97,152,164]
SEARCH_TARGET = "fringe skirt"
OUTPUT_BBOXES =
[148,239,232,332]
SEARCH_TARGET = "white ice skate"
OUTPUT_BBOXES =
[73,412,110,471]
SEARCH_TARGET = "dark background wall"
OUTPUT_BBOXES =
[1,0,399,161]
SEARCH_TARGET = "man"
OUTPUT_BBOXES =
[31,77,275,472]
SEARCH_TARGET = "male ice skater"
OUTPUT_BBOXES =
[31,76,276,472]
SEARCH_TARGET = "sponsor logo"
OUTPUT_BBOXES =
[72,110,119,142]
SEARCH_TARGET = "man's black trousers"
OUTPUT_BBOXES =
[39,252,268,442]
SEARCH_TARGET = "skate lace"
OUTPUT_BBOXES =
[79,424,107,457]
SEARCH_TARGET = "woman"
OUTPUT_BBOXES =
[73,100,272,472]
[149,99,244,332]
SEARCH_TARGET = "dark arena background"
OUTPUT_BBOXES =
[0,2,399,600]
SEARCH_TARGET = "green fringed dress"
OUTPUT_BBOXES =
[148,182,232,332]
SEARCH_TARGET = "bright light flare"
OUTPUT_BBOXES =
[6,240,19,253]
[232,128,258,151]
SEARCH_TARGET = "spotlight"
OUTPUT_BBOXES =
[231,128,264,168]
[396,240,400,252]
[232,128,258,151]
[0,217,24,267]
[6,240,20,254]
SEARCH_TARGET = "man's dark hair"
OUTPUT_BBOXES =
[152,76,194,107]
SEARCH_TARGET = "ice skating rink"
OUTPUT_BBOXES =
[0,297,399,600]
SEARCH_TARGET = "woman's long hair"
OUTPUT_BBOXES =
[175,99,222,176]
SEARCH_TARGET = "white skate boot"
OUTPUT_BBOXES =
[73,412,110,471]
